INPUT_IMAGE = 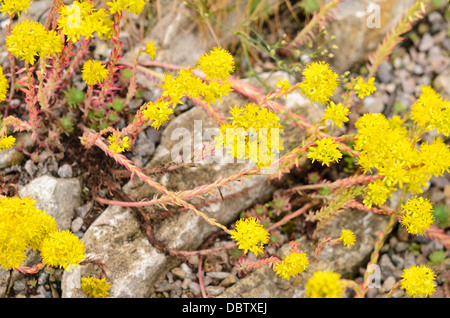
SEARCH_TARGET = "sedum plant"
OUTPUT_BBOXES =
[0,0,448,299]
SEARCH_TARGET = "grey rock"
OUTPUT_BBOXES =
[326,0,416,73]
[155,280,172,293]
[0,148,25,170]
[403,251,416,268]
[219,274,237,288]
[363,96,384,113]
[18,175,82,231]
[419,33,434,51]
[58,164,73,178]
[205,285,225,296]
[394,242,410,253]
[75,202,92,219]
[382,276,397,293]
[36,285,53,298]
[391,254,404,269]
[377,62,393,83]
[181,263,194,279]
[188,282,201,296]
[24,160,37,178]
[13,280,27,293]
[206,272,231,280]
[171,267,186,280]
[71,217,84,233]
[379,254,396,275]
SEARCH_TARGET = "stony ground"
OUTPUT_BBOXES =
[0,1,449,298]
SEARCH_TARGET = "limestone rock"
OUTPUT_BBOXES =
[326,0,416,73]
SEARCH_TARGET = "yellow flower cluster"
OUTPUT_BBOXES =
[355,111,450,208]
[82,60,109,86]
[323,101,350,128]
[298,61,339,105]
[107,134,131,154]
[305,270,344,298]
[230,217,269,256]
[0,135,16,150]
[307,137,342,167]
[0,0,32,17]
[0,196,85,270]
[161,47,234,107]
[339,229,356,248]
[401,265,436,298]
[411,85,450,136]
[6,20,62,65]
[215,103,284,168]
[141,100,173,130]
[274,250,309,280]
[400,196,435,235]
[197,47,235,81]
[0,65,9,103]
[58,1,113,42]
[40,230,86,270]
[107,0,147,15]
[81,277,111,298]
[353,77,377,99]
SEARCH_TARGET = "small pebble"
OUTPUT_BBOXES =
[57,163,73,178]
[206,272,231,280]
[171,267,186,280]
[382,276,397,293]
[205,286,225,296]
[188,282,201,296]
[71,217,84,233]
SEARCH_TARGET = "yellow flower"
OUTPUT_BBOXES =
[353,77,377,99]
[323,101,349,128]
[107,134,131,154]
[107,0,147,15]
[400,196,434,235]
[305,270,344,298]
[230,217,269,256]
[6,20,62,65]
[0,66,8,102]
[81,277,111,298]
[401,265,436,298]
[58,1,113,42]
[141,100,174,130]
[276,78,291,93]
[0,135,16,151]
[307,137,342,166]
[82,60,108,86]
[298,61,339,104]
[0,196,57,270]
[411,85,450,136]
[40,230,86,270]
[363,178,395,208]
[274,250,309,280]
[215,103,284,168]
[145,41,157,60]
[0,0,32,17]
[339,229,356,248]
[197,47,235,81]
